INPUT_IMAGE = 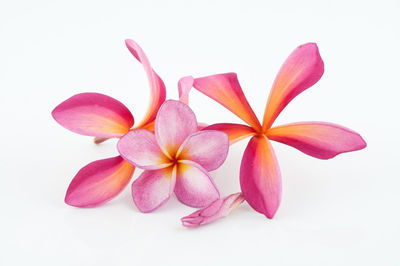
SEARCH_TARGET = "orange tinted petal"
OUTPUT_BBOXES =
[204,123,257,145]
[262,43,324,130]
[267,122,367,159]
[240,135,282,218]
[125,39,166,129]
[65,156,135,207]
[194,73,261,130]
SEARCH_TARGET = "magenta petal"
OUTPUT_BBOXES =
[125,39,166,129]
[263,43,324,130]
[52,93,134,138]
[131,166,176,212]
[240,136,282,219]
[181,192,245,228]
[65,156,135,207]
[117,129,171,170]
[267,122,367,159]
[177,130,229,171]
[175,161,220,208]
[155,100,198,157]
[178,76,194,105]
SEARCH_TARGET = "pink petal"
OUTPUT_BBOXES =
[117,129,171,170]
[155,100,198,157]
[267,122,367,159]
[177,77,209,131]
[178,76,194,105]
[204,123,257,145]
[193,73,262,130]
[175,161,220,208]
[131,166,176,213]
[125,39,166,129]
[65,156,135,207]
[52,93,134,138]
[240,136,282,219]
[181,192,245,228]
[263,43,324,130]
[197,123,209,130]
[177,130,229,171]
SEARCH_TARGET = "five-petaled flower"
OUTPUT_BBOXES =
[52,39,167,207]
[117,100,229,212]
[186,43,366,219]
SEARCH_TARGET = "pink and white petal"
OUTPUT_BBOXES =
[131,166,176,213]
[125,39,166,129]
[52,93,134,138]
[175,161,220,208]
[117,129,171,170]
[155,100,198,157]
[181,192,245,228]
[178,76,194,105]
[65,156,135,207]
[193,73,262,130]
[267,121,367,159]
[263,43,324,130]
[177,130,229,171]
[204,123,257,145]
[240,135,282,219]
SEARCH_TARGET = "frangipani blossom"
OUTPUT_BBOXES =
[186,43,366,220]
[117,100,229,212]
[52,39,166,207]
[181,192,245,227]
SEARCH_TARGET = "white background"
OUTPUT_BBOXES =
[1,0,399,265]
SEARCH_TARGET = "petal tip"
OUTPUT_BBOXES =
[131,190,171,213]
[359,135,367,149]
[299,42,318,49]
[64,188,96,208]
[64,192,77,207]
[181,218,201,228]
[263,208,278,219]
[125,38,136,47]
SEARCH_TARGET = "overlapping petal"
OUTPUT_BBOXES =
[181,192,245,228]
[65,156,135,207]
[52,93,134,138]
[262,43,324,130]
[193,73,262,130]
[131,166,176,212]
[197,123,209,130]
[204,123,257,145]
[175,161,220,208]
[177,130,229,171]
[240,135,282,219]
[125,39,166,129]
[267,122,367,159]
[117,129,171,169]
[178,76,194,105]
[155,100,198,157]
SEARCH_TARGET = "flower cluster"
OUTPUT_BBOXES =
[52,39,366,227]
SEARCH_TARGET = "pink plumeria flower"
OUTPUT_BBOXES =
[117,100,229,212]
[186,43,366,219]
[181,192,245,227]
[52,39,167,207]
